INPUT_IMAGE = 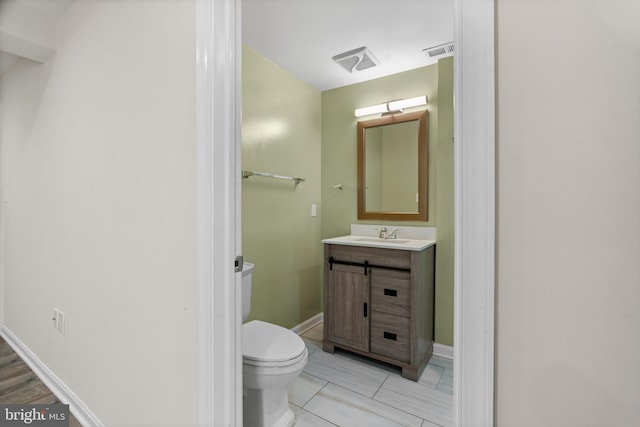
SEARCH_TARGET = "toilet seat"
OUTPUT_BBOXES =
[242,320,307,367]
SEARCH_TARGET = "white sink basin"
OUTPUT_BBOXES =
[355,237,410,244]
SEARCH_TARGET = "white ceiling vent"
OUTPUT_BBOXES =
[332,47,380,73]
[423,42,454,63]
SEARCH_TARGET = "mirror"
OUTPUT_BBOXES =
[357,110,428,221]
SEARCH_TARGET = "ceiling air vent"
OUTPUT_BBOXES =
[332,47,380,73]
[423,42,454,63]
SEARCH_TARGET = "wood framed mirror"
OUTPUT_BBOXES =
[357,110,428,221]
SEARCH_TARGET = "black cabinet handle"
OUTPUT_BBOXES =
[383,288,398,297]
[383,332,397,341]
[363,302,368,317]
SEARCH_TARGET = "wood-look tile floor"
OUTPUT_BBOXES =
[292,323,453,427]
[0,336,82,427]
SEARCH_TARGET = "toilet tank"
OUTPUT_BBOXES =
[241,262,254,321]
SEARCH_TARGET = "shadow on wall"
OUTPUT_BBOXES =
[297,264,323,323]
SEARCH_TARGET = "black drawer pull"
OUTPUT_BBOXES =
[383,332,397,341]
[383,288,398,297]
[364,302,368,317]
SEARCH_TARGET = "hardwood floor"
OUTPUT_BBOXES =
[0,336,82,427]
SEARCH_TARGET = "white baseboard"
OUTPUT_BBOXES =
[433,342,454,360]
[291,312,324,335]
[0,326,104,427]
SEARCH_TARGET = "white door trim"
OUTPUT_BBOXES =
[453,0,495,425]
[198,0,496,425]
[196,0,242,425]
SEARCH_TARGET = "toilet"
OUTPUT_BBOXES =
[241,263,308,427]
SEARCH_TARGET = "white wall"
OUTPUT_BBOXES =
[0,1,198,425]
[496,0,640,425]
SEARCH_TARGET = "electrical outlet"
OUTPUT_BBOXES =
[52,309,65,335]
[57,310,65,335]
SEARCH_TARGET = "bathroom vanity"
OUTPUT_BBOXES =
[322,234,435,381]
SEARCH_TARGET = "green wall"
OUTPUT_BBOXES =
[435,57,454,346]
[241,46,323,328]
[242,46,454,345]
[321,58,454,345]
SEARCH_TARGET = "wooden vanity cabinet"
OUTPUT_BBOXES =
[323,243,435,381]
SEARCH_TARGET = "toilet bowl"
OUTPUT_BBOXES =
[241,264,308,427]
[242,320,308,427]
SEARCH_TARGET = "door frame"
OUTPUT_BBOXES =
[196,0,496,425]
[453,1,495,425]
[196,0,243,425]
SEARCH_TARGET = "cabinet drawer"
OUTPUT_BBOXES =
[371,312,410,363]
[370,269,411,317]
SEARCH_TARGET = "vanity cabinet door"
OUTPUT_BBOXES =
[326,264,370,352]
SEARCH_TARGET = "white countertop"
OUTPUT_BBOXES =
[322,235,436,251]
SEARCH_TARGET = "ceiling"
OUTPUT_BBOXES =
[242,0,454,91]
[1,0,454,91]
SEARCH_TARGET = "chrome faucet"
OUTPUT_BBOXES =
[378,226,388,239]
[389,229,399,239]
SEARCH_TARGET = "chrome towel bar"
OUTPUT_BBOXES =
[242,170,305,185]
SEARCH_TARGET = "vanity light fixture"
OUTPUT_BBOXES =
[354,95,428,118]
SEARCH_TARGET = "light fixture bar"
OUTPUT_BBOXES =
[354,103,389,117]
[354,95,428,118]
[388,95,428,111]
